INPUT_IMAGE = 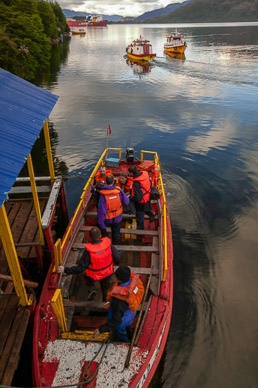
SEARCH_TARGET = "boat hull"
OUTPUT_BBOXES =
[32,151,173,388]
[164,44,186,54]
[127,53,156,61]
[87,20,108,27]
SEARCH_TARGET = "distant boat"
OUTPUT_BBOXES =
[66,19,86,34]
[164,29,187,54]
[66,16,108,30]
[87,15,108,27]
[126,36,156,61]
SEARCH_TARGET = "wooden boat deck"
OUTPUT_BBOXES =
[0,294,30,386]
[0,198,47,281]
[59,197,162,335]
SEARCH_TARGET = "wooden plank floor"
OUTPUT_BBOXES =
[0,199,47,277]
[0,294,30,386]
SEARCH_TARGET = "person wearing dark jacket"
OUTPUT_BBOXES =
[57,227,120,301]
[128,165,156,230]
[93,266,144,342]
[97,175,129,245]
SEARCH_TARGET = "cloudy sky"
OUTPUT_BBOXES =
[58,0,186,17]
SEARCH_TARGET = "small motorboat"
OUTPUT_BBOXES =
[126,36,156,61]
[164,29,187,54]
[32,147,173,388]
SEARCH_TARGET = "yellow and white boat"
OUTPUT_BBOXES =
[126,36,156,61]
[164,29,187,54]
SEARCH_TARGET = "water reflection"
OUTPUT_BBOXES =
[126,58,152,77]
[165,52,186,60]
[19,121,69,179]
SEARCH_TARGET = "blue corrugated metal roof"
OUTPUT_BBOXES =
[0,68,59,207]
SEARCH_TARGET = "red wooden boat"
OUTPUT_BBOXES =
[33,148,173,387]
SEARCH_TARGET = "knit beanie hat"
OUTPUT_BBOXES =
[115,266,131,283]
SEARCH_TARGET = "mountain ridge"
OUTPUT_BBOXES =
[143,0,258,23]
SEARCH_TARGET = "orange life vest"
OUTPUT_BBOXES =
[151,164,159,187]
[99,187,123,219]
[95,169,113,184]
[132,171,151,203]
[107,273,144,314]
[116,176,133,192]
[84,237,113,280]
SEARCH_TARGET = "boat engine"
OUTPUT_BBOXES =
[126,147,135,163]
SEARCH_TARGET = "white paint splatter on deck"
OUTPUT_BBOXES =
[43,339,149,387]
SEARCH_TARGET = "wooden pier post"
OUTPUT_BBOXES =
[27,153,45,246]
[0,204,31,306]
[43,120,55,185]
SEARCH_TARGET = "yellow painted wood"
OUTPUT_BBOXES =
[127,53,156,61]
[61,331,112,341]
[43,120,55,185]
[124,220,137,240]
[27,153,45,246]
[53,238,62,272]
[51,289,67,333]
[0,205,31,306]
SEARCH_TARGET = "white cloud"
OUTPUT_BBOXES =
[57,0,187,17]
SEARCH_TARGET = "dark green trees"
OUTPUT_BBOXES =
[0,0,68,80]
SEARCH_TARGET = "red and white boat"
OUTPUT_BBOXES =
[33,147,173,387]
[126,36,156,61]
[66,19,86,34]
[87,15,108,27]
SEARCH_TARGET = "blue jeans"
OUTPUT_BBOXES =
[108,306,136,342]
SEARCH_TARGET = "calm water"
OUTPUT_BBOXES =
[39,23,258,387]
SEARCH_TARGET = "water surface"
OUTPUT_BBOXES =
[39,23,258,388]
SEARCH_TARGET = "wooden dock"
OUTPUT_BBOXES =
[0,198,48,280]
[0,294,30,386]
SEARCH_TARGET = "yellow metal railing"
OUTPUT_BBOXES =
[158,172,168,282]
[51,288,67,333]
[56,148,122,270]
[140,150,159,165]
[141,150,167,281]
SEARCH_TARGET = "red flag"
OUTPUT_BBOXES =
[108,124,111,135]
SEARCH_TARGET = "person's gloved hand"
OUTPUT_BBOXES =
[100,228,108,237]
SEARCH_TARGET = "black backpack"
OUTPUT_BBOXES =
[150,186,160,200]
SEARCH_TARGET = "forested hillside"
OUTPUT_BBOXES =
[0,0,68,81]
[145,0,258,23]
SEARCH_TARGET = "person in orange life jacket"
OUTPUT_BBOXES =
[116,173,133,193]
[94,166,113,185]
[128,165,156,230]
[57,227,120,301]
[93,266,144,342]
[98,175,129,245]
[92,166,113,206]
[116,172,136,215]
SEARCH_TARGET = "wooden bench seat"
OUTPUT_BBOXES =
[63,300,148,312]
[72,243,159,252]
[80,225,158,236]
[85,211,158,220]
